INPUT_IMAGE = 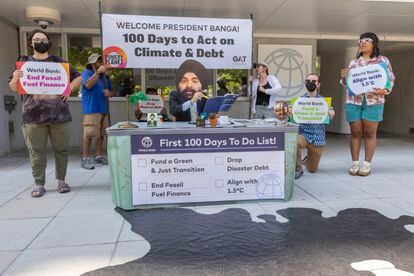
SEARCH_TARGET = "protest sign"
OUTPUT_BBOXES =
[138,95,164,114]
[346,63,391,95]
[291,97,332,124]
[102,14,252,69]
[17,61,70,95]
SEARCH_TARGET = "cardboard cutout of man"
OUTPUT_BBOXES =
[169,59,208,121]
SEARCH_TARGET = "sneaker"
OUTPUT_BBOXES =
[81,157,95,170]
[358,161,371,176]
[295,170,304,179]
[93,155,108,165]
[349,161,359,176]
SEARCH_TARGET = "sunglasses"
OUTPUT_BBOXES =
[357,38,373,45]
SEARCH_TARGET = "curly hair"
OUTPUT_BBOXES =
[357,32,380,59]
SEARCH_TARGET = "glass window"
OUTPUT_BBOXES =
[217,69,249,97]
[143,68,214,98]
[67,34,135,97]
[67,34,101,96]
[316,56,321,76]
[112,68,135,97]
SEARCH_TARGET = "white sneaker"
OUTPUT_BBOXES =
[358,161,371,176]
[349,161,359,176]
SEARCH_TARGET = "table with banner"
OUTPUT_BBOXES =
[107,122,298,210]
[101,13,299,209]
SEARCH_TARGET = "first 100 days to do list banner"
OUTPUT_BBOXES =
[130,132,285,206]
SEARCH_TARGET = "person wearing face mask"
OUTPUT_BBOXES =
[340,32,395,176]
[251,61,282,119]
[295,74,335,179]
[8,29,82,198]
[169,59,208,122]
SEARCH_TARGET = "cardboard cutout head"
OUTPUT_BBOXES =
[176,59,208,100]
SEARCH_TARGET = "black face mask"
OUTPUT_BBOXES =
[305,81,317,92]
[34,42,50,54]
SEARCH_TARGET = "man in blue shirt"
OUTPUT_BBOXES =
[81,53,113,170]
[296,73,335,179]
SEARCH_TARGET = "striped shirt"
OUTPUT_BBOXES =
[340,55,395,106]
[298,93,327,147]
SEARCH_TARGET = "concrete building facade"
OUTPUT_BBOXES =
[1,0,414,156]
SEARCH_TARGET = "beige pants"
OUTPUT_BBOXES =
[296,134,324,173]
[22,122,70,186]
[83,113,108,138]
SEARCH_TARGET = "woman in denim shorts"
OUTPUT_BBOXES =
[340,32,395,176]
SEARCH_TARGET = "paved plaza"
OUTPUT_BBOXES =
[0,134,414,275]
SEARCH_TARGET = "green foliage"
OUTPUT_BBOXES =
[161,86,175,96]
[68,47,101,96]
[68,47,100,74]
[217,69,248,94]
[108,68,133,92]
[68,46,247,97]
[68,47,133,96]
[129,91,148,104]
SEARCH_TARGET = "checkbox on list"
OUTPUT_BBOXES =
[138,182,147,191]
[215,156,223,165]
[215,179,224,188]
[137,159,147,167]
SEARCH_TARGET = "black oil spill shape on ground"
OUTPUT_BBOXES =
[84,207,414,276]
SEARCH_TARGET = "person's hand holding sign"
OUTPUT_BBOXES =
[9,69,24,93]
[12,69,24,81]
[328,107,335,119]
[340,68,349,78]
[372,87,388,96]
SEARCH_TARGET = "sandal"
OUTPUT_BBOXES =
[349,161,360,176]
[57,182,71,193]
[358,161,371,176]
[31,186,45,198]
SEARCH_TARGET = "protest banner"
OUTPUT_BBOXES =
[16,61,70,95]
[346,63,391,95]
[102,14,252,69]
[290,97,332,124]
[138,95,164,114]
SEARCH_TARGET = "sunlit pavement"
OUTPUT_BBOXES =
[0,134,413,276]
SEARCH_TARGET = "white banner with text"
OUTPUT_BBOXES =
[102,14,252,69]
[131,132,285,205]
